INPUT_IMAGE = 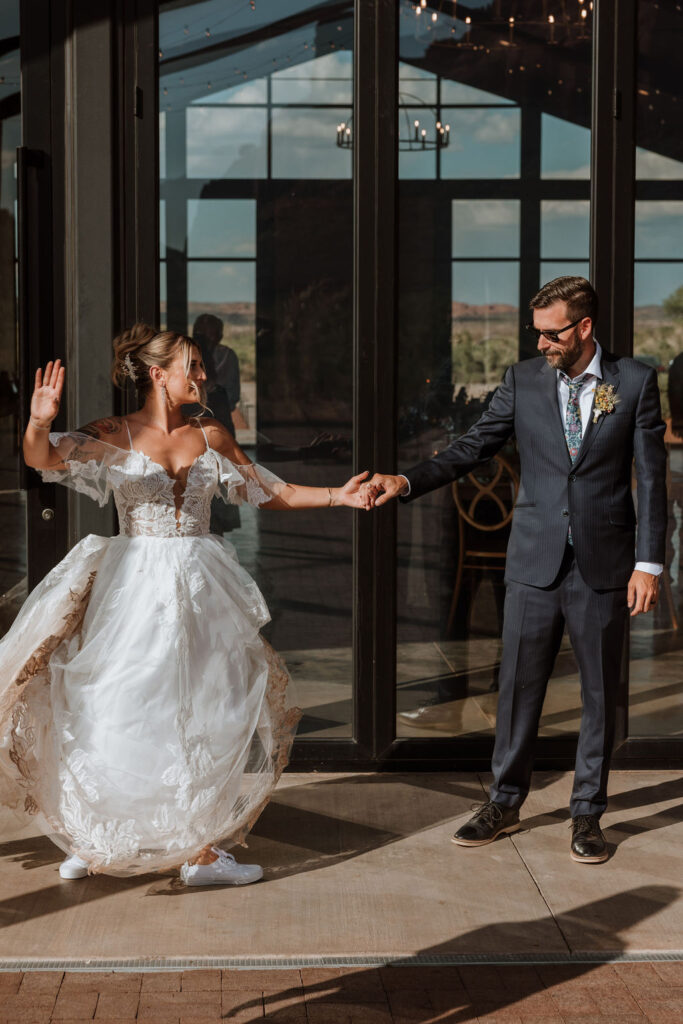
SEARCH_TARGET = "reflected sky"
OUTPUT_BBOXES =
[635,201,683,260]
[187,199,256,258]
[188,261,255,305]
[452,262,519,308]
[541,115,590,179]
[452,201,520,259]
[634,263,683,308]
[541,200,590,260]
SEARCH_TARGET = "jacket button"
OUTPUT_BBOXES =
[569,474,576,483]
[562,509,569,516]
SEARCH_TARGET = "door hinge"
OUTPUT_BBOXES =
[613,88,621,120]
[134,86,143,119]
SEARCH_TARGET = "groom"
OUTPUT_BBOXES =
[367,277,667,863]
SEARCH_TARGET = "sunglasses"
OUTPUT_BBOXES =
[524,317,585,343]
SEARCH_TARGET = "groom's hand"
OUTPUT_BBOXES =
[364,473,409,507]
[628,569,659,617]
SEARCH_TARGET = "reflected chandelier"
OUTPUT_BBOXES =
[336,99,450,151]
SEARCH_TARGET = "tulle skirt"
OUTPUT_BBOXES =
[0,533,300,876]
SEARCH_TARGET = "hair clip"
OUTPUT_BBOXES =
[122,353,137,382]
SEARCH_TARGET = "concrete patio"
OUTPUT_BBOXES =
[0,771,680,966]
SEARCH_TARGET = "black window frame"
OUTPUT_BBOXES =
[132,0,682,770]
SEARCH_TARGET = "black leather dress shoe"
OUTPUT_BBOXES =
[452,800,521,847]
[570,814,609,863]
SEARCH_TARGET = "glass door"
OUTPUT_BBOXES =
[395,1,593,753]
[0,2,25,635]
[158,1,356,742]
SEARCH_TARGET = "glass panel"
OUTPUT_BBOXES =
[396,0,592,739]
[541,200,590,260]
[272,107,352,179]
[187,199,256,258]
[541,114,591,180]
[632,259,683,736]
[541,261,590,284]
[0,1,25,637]
[452,201,520,259]
[440,109,521,181]
[635,201,683,260]
[631,0,683,738]
[441,81,516,106]
[636,148,683,180]
[159,0,355,738]
[186,107,268,179]
[272,51,352,104]
[399,62,437,105]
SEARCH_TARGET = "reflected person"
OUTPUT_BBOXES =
[364,277,667,864]
[190,313,241,533]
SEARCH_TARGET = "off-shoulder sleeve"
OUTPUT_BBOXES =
[39,431,131,507]
[214,452,287,508]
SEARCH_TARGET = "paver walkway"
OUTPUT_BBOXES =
[1,962,682,1022]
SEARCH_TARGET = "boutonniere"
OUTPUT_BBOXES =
[593,383,620,423]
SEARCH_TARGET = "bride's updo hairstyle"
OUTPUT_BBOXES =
[112,323,207,409]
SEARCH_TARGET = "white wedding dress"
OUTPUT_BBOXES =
[0,421,301,876]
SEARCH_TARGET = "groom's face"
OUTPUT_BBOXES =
[535,301,589,372]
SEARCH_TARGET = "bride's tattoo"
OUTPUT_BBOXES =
[80,417,122,439]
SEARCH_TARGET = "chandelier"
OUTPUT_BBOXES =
[336,98,450,151]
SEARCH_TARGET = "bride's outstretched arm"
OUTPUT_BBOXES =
[22,360,66,469]
[204,418,372,510]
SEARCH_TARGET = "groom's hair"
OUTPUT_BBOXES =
[530,276,598,325]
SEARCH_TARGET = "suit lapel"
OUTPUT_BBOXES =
[538,360,573,467]
[572,353,620,471]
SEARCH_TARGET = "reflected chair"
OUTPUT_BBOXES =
[447,455,519,636]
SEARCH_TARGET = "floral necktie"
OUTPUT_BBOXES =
[560,373,586,546]
[560,373,584,463]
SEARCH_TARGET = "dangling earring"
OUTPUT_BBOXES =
[161,381,169,407]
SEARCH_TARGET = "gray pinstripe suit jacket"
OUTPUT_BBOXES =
[401,351,668,589]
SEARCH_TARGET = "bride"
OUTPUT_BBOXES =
[0,324,370,885]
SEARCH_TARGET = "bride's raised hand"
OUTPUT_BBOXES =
[30,360,65,428]
[334,470,374,510]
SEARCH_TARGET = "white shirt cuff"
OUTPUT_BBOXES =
[634,561,663,576]
[398,474,411,496]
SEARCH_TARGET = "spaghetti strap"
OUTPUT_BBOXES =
[195,417,210,451]
[123,418,134,452]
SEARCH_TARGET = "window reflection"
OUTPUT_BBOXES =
[541,114,590,179]
[0,1,26,637]
[159,0,355,737]
[632,0,683,739]
[541,200,590,260]
[396,0,593,739]
[186,108,268,179]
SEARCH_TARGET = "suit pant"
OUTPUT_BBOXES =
[489,546,629,818]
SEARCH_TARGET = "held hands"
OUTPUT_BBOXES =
[334,471,376,510]
[30,360,65,429]
[628,569,659,617]
[359,473,409,508]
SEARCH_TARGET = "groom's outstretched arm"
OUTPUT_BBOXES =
[369,366,516,507]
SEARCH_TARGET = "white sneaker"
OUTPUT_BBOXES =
[180,846,263,886]
[59,854,89,879]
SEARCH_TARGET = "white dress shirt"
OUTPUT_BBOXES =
[400,340,662,577]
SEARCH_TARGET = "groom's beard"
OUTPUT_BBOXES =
[542,332,584,373]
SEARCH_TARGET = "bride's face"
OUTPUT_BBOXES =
[164,344,207,405]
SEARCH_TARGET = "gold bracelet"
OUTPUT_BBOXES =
[29,418,52,431]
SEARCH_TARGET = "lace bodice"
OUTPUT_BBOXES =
[41,428,286,537]
[109,449,218,537]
